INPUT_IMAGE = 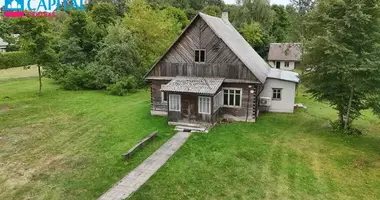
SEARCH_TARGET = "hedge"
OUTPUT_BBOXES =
[0,51,35,69]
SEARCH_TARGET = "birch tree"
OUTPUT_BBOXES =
[303,0,380,132]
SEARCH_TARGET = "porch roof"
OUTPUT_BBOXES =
[161,77,224,95]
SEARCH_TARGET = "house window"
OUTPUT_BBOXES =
[169,94,181,111]
[272,88,282,101]
[285,62,290,68]
[198,96,211,114]
[223,88,242,107]
[161,85,168,103]
[213,91,223,112]
[195,49,206,63]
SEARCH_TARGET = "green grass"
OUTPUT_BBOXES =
[1,78,380,200]
[130,87,380,200]
[0,78,175,200]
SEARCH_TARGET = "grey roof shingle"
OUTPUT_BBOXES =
[199,13,270,83]
[161,77,224,95]
[268,43,302,61]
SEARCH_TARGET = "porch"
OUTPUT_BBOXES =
[161,77,224,129]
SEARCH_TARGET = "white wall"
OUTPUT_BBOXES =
[268,61,295,71]
[260,78,296,113]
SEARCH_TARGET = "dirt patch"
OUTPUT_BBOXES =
[0,104,10,111]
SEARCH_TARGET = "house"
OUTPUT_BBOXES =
[145,12,299,129]
[268,43,302,71]
[0,37,8,52]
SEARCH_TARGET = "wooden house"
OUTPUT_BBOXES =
[145,13,299,129]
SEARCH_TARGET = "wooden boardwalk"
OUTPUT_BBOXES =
[98,132,191,200]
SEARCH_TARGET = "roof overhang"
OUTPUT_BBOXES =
[161,77,224,95]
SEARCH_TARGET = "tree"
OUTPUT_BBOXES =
[234,0,273,30]
[202,5,222,17]
[123,0,182,69]
[303,0,380,132]
[90,2,118,29]
[270,5,290,42]
[163,6,190,29]
[59,10,100,65]
[18,17,57,96]
[239,22,269,58]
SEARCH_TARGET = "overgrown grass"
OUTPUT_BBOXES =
[0,78,175,200]
[1,78,379,199]
[130,86,380,200]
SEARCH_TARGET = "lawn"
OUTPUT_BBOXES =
[1,78,379,200]
[0,78,175,200]
[130,87,380,199]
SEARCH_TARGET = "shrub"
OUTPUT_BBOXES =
[0,51,35,69]
[107,76,138,96]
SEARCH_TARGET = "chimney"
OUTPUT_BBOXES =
[222,12,229,21]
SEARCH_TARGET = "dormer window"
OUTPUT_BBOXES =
[195,49,206,63]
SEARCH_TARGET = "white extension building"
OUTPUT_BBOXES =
[260,68,299,113]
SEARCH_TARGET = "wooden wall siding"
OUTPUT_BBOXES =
[148,16,259,82]
[151,80,170,112]
[150,62,258,81]
[220,83,258,120]
[167,92,217,125]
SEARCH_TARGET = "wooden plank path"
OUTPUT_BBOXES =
[98,132,191,200]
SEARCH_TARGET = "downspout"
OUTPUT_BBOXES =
[246,85,251,122]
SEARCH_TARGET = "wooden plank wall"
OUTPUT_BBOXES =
[148,16,259,82]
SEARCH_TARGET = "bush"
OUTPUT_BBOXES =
[0,51,35,69]
[107,76,138,96]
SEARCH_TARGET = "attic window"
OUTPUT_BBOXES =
[195,49,206,63]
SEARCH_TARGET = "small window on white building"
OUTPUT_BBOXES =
[272,88,282,101]
[195,49,206,63]
[198,96,211,114]
[169,94,181,111]
[285,62,290,68]
[275,61,281,69]
[223,88,242,107]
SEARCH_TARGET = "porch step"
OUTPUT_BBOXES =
[175,126,208,133]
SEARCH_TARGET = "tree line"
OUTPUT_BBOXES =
[1,0,379,133]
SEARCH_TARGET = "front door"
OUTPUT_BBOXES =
[181,94,197,123]
[276,61,281,69]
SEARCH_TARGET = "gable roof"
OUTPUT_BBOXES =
[145,13,271,84]
[268,43,302,61]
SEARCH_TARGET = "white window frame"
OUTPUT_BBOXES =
[198,96,211,114]
[195,49,206,63]
[213,90,223,112]
[169,94,181,111]
[285,61,290,68]
[161,85,168,103]
[223,88,243,108]
[272,88,282,101]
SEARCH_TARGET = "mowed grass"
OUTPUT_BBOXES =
[0,78,175,200]
[1,78,380,200]
[130,87,380,200]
